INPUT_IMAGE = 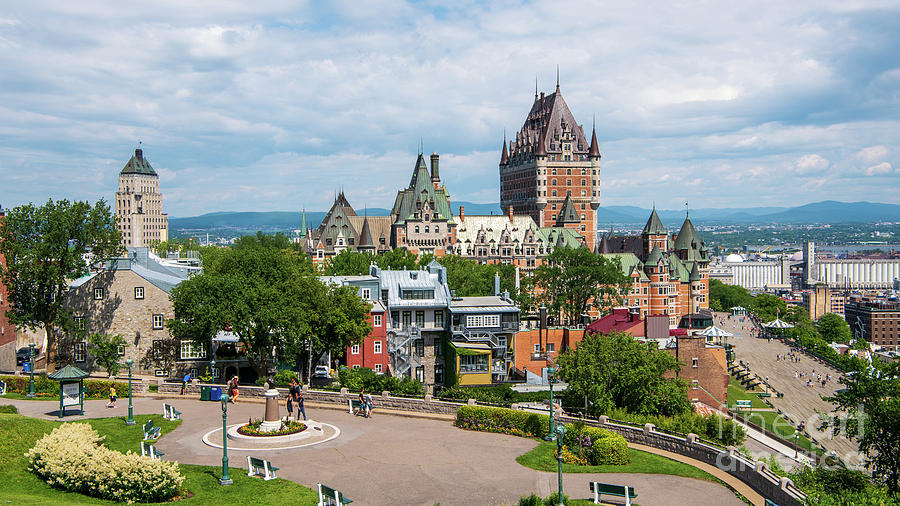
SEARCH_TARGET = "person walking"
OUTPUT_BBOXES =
[107,386,117,408]
[229,376,240,403]
[357,391,366,417]
[290,377,306,421]
[181,371,191,396]
[364,390,374,418]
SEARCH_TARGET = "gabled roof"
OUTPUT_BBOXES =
[646,245,664,266]
[689,260,702,282]
[536,227,584,249]
[70,247,190,294]
[509,88,589,160]
[455,214,539,247]
[556,194,580,225]
[391,154,455,226]
[642,207,666,236]
[357,216,375,247]
[120,148,157,176]
[48,364,89,380]
[668,254,691,282]
[601,253,649,281]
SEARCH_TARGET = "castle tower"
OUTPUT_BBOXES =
[115,148,168,248]
[500,82,601,250]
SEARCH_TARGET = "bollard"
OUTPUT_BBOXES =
[424,394,432,403]
[340,387,348,395]
[467,398,476,406]
[382,390,390,399]
[643,423,654,435]
[687,433,698,444]
[598,415,608,426]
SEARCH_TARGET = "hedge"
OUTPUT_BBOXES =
[337,367,425,396]
[456,405,550,439]
[438,385,553,406]
[562,422,629,465]
[604,407,746,447]
[26,423,184,502]
[0,375,130,399]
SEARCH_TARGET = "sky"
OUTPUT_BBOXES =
[1,1,899,217]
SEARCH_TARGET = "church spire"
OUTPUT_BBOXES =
[500,131,509,165]
[589,119,601,158]
[556,65,560,93]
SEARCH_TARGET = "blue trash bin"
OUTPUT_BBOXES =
[23,362,32,373]
[210,387,222,402]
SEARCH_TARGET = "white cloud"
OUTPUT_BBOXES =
[857,145,889,164]
[794,154,829,174]
[865,162,893,176]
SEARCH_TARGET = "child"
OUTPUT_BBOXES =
[107,386,117,408]
[229,376,240,403]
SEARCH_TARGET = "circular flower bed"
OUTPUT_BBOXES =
[237,419,306,437]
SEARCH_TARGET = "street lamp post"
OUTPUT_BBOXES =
[125,359,134,425]
[27,343,36,398]
[219,393,232,485]
[545,366,556,440]
[553,424,566,506]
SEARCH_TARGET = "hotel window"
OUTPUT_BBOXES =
[459,354,488,372]
[415,339,424,357]
[351,344,360,354]
[93,288,104,300]
[374,341,382,354]
[152,314,165,329]
[402,311,411,329]
[434,310,444,328]
[361,288,371,300]
[547,343,555,352]
[353,364,360,369]
[180,340,207,360]
[415,226,420,233]
[117,345,126,357]
[74,316,86,332]
[415,366,425,382]
[567,179,571,186]
[373,314,382,327]
[134,286,144,299]
[374,363,383,373]
[692,358,699,368]
[416,311,425,327]
[74,341,86,362]
[692,380,699,390]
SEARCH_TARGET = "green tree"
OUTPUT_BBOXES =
[708,279,753,312]
[139,338,179,375]
[87,333,126,377]
[324,250,375,276]
[233,231,293,250]
[374,248,419,270]
[825,359,900,494]
[533,247,630,324]
[0,199,121,368]
[751,293,788,322]
[817,313,852,343]
[558,331,690,416]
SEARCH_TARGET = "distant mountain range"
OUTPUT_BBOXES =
[169,200,900,235]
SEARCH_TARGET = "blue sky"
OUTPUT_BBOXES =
[1,1,898,216]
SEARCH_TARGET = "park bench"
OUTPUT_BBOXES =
[348,399,364,415]
[140,441,165,460]
[589,482,636,505]
[757,392,772,398]
[318,483,352,505]
[143,420,161,440]
[735,400,752,410]
[247,456,279,480]
[0,380,6,395]
[162,403,182,420]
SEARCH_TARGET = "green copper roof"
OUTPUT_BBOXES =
[48,364,90,381]
[689,260,702,281]
[120,149,158,176]
[668,254,691,282]
[556,194,580,225]
[299,209,308,238]
[537,227,583,249]
[391,154,455,225]
[602,253,649,281]
[642,207,666,236]
[646,244,664,266]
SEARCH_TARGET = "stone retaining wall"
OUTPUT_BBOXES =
[156,382,805,505]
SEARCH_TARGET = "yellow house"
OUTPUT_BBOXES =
[448,342,492,386]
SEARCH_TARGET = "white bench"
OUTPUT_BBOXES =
[162,403,182,420]
[348,399,364,415]
[0,380,6,395]
[140,441,165,460]
[247,456,279,481]
[318,483,352,505]
[143,420,161,440]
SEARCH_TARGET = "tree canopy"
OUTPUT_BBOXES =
[533,247,630,324]
[87,333,126,377]
[558,331,690,417]
[0,199,121,367]
[817,313,852,343]
[708,279,753,312]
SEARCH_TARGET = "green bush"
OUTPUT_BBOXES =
[26,422,183,502]
[336,367,425,396]
[605,407,745,447]
[516,492,570,505]
[0,375,129,399]
[0,405,17,414]
[561,421,629,465]
[456,405,549,439]
[437,385,552,405]
[592,435,629,465]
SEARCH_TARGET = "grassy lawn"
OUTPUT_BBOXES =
[0,410,318,504]
[740,411,820,454]
[726,378,768,409]
[517,441,717,482]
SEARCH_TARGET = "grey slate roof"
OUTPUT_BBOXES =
[449,296,519,314]
[556,194,580,225]
[69,247,189,294]
[376,264,451,309]
[642,207,666,236]
[120,149,157,176]
[390,154,455,225]
[509,89,589,159]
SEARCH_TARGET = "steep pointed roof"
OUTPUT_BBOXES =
[689,261,702,281]
[598,233,611,254]
[589,127,601,158]
[646,244,664,266]
[391,154,455,225]
[642,207,666,236]
[299,209,308,238]
[358,216,375,247]
[500,137,509,165]
[509,88,589,159]
[675,215,699,250]
[120,148,157,176]
[556,194,580,225]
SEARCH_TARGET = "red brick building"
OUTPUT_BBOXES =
[344,300,389,373]
[666,335,728,409]
[0,206,16,370]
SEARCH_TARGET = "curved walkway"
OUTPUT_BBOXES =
[5,396,746,505]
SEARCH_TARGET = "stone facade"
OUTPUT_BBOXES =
[115,148,168,248]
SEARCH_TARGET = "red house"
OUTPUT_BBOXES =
[345,300,388,373]
[0,205,17,370]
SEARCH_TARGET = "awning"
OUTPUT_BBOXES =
[213,330,240,343]
[449,342,491,355]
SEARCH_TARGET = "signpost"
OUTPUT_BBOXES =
[48,365,89,418]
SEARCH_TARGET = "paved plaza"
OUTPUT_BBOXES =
[714,313,861,463]
[7,396,747,506]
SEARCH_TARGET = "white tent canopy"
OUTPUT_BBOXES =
[764,318,794,329]
[697,325,734,338]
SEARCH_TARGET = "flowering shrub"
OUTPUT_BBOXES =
[238,419,306,437]
[25,423,183,502]
[562,422,630,465]
[554,445,589,465]
[455,406,550,439]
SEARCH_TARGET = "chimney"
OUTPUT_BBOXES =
[135,148,143,161]
[459,206,465,221]
[508,206,514,222]
[494,273,501,296]
[430,152,440,185]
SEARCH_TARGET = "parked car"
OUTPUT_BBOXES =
[313,365,330,378]
[16,347,37,366]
